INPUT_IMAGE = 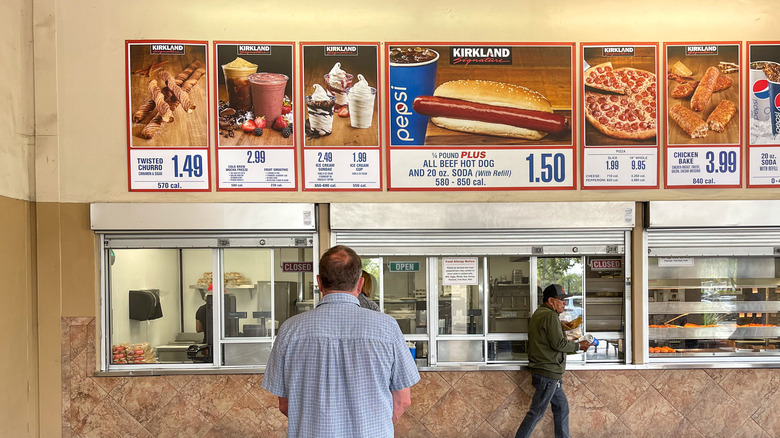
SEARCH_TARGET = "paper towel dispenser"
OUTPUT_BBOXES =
[129,289,163,321]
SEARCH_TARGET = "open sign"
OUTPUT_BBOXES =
[590,259,622,271]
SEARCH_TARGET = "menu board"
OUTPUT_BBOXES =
[664,42,742,188]
[125,40,210,191]
[301,43,381,190]
[385,43,576,190]
[747,42,780,187]
[580,44,659,189]
[214,42,296,190]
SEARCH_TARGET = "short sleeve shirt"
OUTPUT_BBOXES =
[262,293,420,438]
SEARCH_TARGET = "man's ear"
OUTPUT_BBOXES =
[356,276,365,293]
[316,275,323,292]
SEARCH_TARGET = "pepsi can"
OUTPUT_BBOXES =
[770,79,780,136]
[750,66,771,121]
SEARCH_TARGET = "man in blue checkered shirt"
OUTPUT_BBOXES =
[263,245,420,437]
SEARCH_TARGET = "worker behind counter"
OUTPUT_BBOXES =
[195,283,213,343]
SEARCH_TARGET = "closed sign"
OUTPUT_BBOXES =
[590,259,622,271]
[282,262,313,272]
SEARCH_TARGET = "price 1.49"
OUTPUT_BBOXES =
[171,155,203,178]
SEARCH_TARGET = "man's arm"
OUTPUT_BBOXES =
[278,397,288,417]
[391,387,411,424]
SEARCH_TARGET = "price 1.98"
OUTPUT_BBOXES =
[527,153,566,183]
[171,155,203,178]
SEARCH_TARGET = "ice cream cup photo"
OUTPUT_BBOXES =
[306,84,336,135]
[388,47,439,146]
[248,72,288,123]
[324,62,353,109]
[346,74,377,129]
[221,57,258,111]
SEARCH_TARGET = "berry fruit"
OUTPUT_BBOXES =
[254,116,266,129]
[241,119,256,133]
[338,107,349,117]
[281,127,292,138]
[273,115,289,131]
[253,128,263,136]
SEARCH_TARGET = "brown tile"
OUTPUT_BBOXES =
[134,427,155,438]
[86,318,97,374]
[719,368,779,416]
[181,375,251,424]
[110,376,178,427]
[636,369,663,386]
[568,382,619,437]
[702,367,732,384]
[419,389,484,437]
[651,369,711,415]
[212,391,283,438]
[570,369,600,386]
[751,387,780,437]
[247,384,288,426]
[146,396,213,438]
[685,382,749,438]
[437,371,465,386]
[69,323,88,362]
[503,369,530,387]
[470,421,502,438]
[72,348,88,377]
[404,423,436,438]
[731,418,772,438]
[453,371,518,418]
[201,428,228,438]
[485,387,532,437]
[585,370,651,416]
[407,372,452,420]
[72,397,142,438]
[668,418,704,437]
[68,364,108,426]
[164,374,194,391]
[93,375,128,396]
[394,409,420,438]
[620,386,684,438]
[601,419,638,438]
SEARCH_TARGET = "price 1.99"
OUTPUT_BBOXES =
[171,155,203,178]
[527,153,565,183]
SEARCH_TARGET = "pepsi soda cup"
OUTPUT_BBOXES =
[388,48,439,146]
[749,66,771,122]
[770,79,780,136]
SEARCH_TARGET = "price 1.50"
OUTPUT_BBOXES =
[527,153,566,183]
[705,150,737,174]
[171,155,203,178]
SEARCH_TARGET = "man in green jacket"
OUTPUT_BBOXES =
[515,284,591,438]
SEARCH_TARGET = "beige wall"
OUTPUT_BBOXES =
[33,0,780,204]
[0,196,37,437]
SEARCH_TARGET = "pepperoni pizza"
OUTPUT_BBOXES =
[583,62,657,140]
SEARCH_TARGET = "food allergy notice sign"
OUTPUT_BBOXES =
[126,40,210,191]
[442,258,479,285]
[386,43,576,190]
[301,43,382,190]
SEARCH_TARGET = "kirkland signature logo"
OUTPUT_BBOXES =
[602,47,635,57]
[686,45,719,56]
[238,45,272,55]
[325,46,358,56]
[450,47,512,65]
[150,44,185,55]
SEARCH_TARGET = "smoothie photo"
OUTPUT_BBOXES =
[249,72,289,123]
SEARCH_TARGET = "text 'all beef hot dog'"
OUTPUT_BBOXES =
[412,79,569,140]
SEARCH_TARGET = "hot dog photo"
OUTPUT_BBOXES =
[387,44,574,147]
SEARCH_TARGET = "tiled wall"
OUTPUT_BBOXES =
[64,317,780,438]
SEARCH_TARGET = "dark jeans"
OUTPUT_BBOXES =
[515,374,570,438]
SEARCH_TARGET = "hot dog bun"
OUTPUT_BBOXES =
[431,79,554,140]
